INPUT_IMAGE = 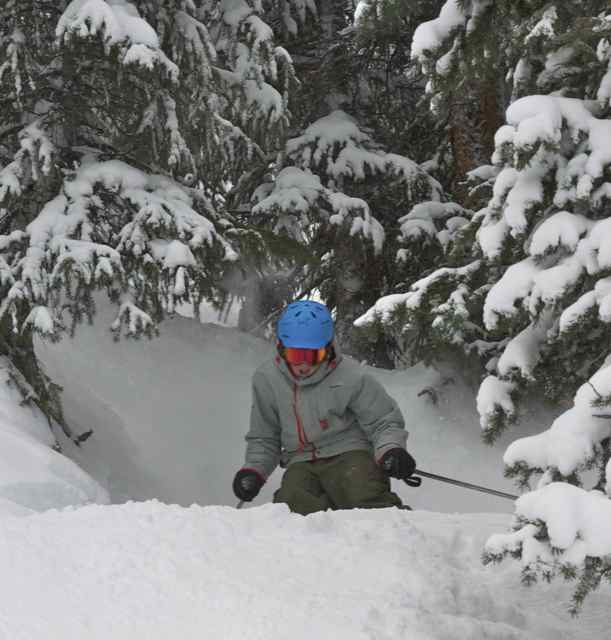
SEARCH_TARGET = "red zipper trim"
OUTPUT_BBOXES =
[292,384,317,459]
[293,383,306,451]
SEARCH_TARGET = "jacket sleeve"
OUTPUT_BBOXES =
[348,372,408,461]
[244,371,281,479]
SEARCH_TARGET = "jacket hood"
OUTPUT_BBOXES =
[275,340,343,387]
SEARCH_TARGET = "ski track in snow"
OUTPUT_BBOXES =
[0,501,607,640]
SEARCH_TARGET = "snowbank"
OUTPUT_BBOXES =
[0,360,108,516]
[0,501,607,639]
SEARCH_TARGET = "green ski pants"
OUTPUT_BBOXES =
[273,449,404,516]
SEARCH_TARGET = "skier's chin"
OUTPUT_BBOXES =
[290,364,319,379]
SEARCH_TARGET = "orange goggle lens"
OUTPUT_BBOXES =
[283,347,327,366]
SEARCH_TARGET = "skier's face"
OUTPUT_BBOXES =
[282,344,327,378]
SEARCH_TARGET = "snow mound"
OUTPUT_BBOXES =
[0,362,108,515]
[0,501,605,640]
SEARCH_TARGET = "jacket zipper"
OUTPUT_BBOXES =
[293,384,316,460]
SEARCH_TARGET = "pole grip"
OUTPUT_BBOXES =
[403,476,422,488]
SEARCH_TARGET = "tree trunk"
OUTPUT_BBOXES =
[449,79,504,203]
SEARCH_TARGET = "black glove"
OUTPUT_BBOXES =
[379,448,417,479]
[233,468,265,502]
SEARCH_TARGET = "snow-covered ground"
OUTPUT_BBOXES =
[0,307,606,638]
[0,360,107,516]
[1,501,609,639]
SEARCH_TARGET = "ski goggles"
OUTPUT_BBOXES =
[282,346,328,366]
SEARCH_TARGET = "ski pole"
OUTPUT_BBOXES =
[404,469,518,501]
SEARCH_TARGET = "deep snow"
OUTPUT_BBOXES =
[0,306,600,638]
[1,501,609,640]
[0,359,107,515]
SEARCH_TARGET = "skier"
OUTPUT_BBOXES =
[232,300,417,515]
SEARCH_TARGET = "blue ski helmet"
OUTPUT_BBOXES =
[277,301,334,348]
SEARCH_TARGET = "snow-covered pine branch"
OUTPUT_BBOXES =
[0,0,296,428]
[252,166,384,251]
[285,110,430,190]
[277,109,441,245]
[280,0,317,36]
[410,0,611,199]
[484,479,611,614]
[412,1,610,113]
[1,158,236,338]
[57,0,179,79]
[243,109,443,361]
[209,0,296,154]
[486,362,611,605]
[354,257,483,367]
[360,56,611,434]
[473,96,611,439]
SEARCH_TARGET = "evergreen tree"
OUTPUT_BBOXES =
[237,107,442,363]
[411,0,610,196]
[229,0,452,364]
[360,0,611,610]
[0,0,293,435]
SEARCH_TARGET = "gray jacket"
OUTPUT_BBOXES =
[243,351,408,478]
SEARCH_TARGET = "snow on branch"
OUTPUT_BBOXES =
[496,312,554,381]
[277,0,317,35]
[0,160,23,202]
[476,375,517,436]
[0,26,26,98]
[23,306,56,337]
[559,276,611,332]
[251,167,384,252]
[216,69,285,125]
[161,95,195,173]
[481,96,611,326]
[328,192,384,255]
[411,0,466,65]
[172,9,216,72]
[211,0,293,141]
[596,17,611,106]
[57,0,178,79]
[355,260,482,328]
[505,364,611,481]
[487,354,611,612]
[410,0,495,104]
[398,202,471,255]
[484,482,611,613]
[412,1,611,120]
[109,298,154,338]
[252,167,323,217]
[0,120,55,204]
[213,113,264,164]
[0,157,235,338]
[286,111,436,191]
[472,95,611,436]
